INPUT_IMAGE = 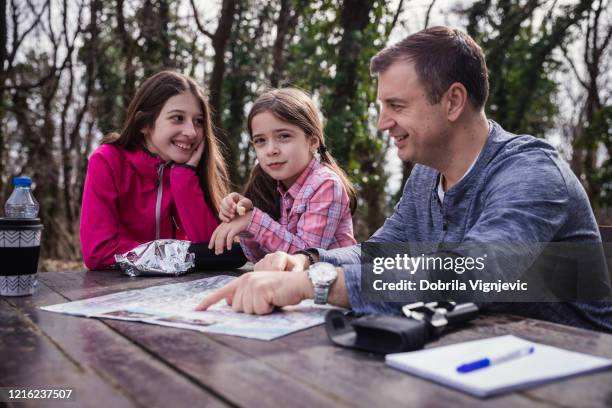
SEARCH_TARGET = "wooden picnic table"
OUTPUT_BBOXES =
[2,269,612,408]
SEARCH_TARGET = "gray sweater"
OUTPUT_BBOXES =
[318,121,612,332]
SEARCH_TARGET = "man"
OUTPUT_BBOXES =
[197,26,611,331]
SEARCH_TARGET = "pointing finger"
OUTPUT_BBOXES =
[195,279,239,311]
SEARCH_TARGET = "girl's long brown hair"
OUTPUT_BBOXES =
[102,70,229,215]
[243,88,356,220]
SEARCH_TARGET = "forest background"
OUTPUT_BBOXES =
[0,0,610,270]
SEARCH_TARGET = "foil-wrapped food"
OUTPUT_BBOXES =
[115,239,195,277]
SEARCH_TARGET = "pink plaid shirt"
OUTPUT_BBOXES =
[239,158,356,261]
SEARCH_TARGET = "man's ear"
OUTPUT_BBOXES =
[445,82,468,122]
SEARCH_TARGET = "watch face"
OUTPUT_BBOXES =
[308,262,337,285]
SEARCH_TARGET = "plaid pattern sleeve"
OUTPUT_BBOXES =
[245,177,354,256]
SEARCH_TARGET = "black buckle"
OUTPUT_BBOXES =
[325,301,479,354]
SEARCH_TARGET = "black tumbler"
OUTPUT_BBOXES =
[0,218,43,296]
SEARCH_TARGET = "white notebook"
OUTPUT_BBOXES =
[385,335,612,397]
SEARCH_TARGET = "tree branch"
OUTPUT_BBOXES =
[7,0,48,70]
[424,0,437,28]
[387,0,404,37]
[190,0,214,39]
[561,44,589,89]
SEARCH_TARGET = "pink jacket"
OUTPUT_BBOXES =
[80,144,218,270]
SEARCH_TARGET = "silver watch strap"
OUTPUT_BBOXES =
[313,285,330,304]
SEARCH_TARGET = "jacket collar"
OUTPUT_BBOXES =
[433,120,512,199]
[124,145,167,179]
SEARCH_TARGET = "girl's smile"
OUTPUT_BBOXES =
[173,141,194,150]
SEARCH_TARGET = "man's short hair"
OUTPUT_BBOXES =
[370,26,489,110]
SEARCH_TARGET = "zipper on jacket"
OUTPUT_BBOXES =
[155,164,165,240]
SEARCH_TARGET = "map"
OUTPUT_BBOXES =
[40,275,337,340]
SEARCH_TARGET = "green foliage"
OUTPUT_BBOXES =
[583,105,612,206]
[466,0,579,137]
[88,36,125,134]
[283,0,395,238]
[221,0,276,186]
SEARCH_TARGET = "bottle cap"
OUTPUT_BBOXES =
[13,177,32,186]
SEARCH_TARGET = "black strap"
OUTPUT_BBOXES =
[188,242,248,272]
[296,248,318,266]
[324,310,428,354]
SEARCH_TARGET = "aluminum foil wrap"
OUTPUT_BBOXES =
[115,239,195,277]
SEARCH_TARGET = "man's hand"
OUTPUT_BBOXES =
[195,271,313,314]
[254,251,310,272]
[208,212,251,254]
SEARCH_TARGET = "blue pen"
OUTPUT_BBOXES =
[456,345,535,373]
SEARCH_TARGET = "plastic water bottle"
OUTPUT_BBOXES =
[4,177,39,218]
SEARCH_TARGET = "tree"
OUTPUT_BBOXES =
[563,0,612,207]
[191,0,237,128]
[282,0,401,238]
[464,0,595,137]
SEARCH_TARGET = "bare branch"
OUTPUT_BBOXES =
[544,0,560,22]
[190,0,214,39]
[600,25,612,53]
[9,0,19,69]
[1,0,84,92]
[63,0,69,49]
[596,0,612,52]
[7,0,48,70]
[424,0,437,29]
[0,1,5,80]
[584,5,592,70]
[561,44,589,89]
[591,0,603,52]
[389,0,404,36]
[42,0,57,49]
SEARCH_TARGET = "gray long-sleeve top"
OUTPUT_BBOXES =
[318,121,612,332]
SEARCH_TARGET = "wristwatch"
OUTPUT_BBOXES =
[307,262,338,305]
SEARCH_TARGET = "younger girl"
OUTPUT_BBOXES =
[209,87,357,261]
[81,71,230,269]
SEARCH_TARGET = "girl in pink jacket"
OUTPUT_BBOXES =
[80,71,230,270]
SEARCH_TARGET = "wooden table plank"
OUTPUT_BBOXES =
[208,322,559,407]
[5,279,229,408]
[38,271,349,408]
[0,298,135,408]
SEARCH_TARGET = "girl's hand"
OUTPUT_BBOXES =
[186,141,204,167]
[208,211,252,254]
[219,192,253,222]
